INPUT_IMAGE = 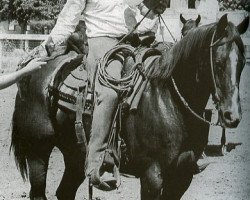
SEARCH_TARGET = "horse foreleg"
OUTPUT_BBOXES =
[221,128,226,155]
[140,162,163,200]
[162,169,193,200]
[27,142,53,200]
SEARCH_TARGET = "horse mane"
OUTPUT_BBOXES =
[147,21,245,80]
[147,24,215,79]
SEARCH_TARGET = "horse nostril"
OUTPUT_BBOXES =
[224,111,232,121]
[223,110,240,127]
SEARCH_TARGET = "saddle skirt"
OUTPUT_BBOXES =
[48,51,93,115]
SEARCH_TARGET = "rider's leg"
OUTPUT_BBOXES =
[85,37,122,189]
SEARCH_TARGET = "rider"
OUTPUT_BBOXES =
[39,0,167,190]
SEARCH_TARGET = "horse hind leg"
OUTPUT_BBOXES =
[140,161,163,200]
[27,141,54,200]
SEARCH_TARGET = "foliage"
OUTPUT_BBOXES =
[29,19,55,34]
[37,0,66,20]
[0,0,9,21]
[218,0,250,11]
[7,0,66,32]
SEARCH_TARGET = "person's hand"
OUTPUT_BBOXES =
[154,0,168,14]
[18,44,48,68]
[138,3,157,19]
[143,0,168,14]
[21,58,47,75]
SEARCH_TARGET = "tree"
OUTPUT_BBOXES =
[8,0,66,33]
[0,0,9,21]
[218,0,250,11]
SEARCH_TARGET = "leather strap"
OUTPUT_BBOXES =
[75,86,88,152]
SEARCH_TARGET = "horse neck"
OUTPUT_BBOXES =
[171,29,214,112]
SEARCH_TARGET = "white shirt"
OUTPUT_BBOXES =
[49,0,158,45]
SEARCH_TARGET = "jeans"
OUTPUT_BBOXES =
[85,37,122,175]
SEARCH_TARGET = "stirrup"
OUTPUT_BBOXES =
[90,163,120,191]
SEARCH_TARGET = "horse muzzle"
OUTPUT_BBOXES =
[220,109,242,128]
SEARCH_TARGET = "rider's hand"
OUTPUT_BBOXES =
[143,0,168,14]
[138,3,157,19]
[21,58,47,76]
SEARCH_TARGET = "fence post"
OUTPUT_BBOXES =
[0,39,3,69]
[24,31,29,51]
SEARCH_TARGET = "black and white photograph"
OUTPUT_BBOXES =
[0,0,249,199]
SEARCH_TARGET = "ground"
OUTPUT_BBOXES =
[0,63,250,200]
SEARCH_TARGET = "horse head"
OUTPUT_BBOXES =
[180,14,201,37]
[211,14,249,128]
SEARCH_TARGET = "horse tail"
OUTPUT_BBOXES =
[10,100,28,180]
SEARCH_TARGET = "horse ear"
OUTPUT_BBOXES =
[237,16,249,35]
[216,14,228,35]
[196,15,201,26]
[180,14,186,24]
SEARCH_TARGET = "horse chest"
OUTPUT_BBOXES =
[130,86,187,154]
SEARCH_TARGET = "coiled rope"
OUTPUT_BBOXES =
[98,44,142,97]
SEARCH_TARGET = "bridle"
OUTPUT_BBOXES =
[209,29,221,106]
[171,28,225,126]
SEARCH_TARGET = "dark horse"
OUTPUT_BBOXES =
[180,14,201,37]
[11,14,249,200]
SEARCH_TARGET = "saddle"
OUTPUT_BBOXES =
[47,51,92,152]
[48,54,92,114]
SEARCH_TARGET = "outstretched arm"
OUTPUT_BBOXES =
[0,58,47,90]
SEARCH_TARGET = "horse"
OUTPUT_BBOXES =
[180,14,201,37]
[122,14,248,199]
[11,14,249,200]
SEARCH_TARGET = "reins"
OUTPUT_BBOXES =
[158,14,177,43]
[156,15,220,126]
[170,29,222,127]
[117,6,155,46]
[170,77,219,126]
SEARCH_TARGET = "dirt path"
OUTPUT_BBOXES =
[0,64,250,200]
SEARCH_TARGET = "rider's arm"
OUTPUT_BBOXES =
[0,58,47,90]
[44,0,87,47]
